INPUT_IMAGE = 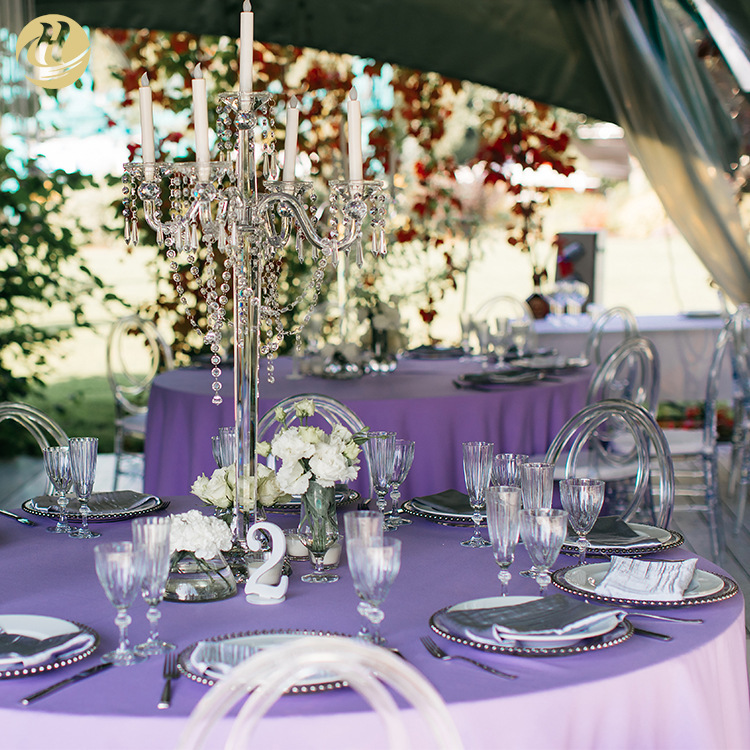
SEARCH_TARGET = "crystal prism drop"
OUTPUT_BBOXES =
[124,218,131,245]
[190,224,199,250]
[131,218,139,245]
[354,237,364,267]
[268,152,279,181]
[262,152,271,179]
[219,223,227,251]
[156,227,164,246]
[296,231,304,262]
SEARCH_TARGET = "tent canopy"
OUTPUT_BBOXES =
[33,0,750,124]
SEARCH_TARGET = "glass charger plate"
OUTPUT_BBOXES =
[0,614,99,679]
[513,355,589,371]
[560,524,684,558]
[552,562,739,607]
[22,492,169,523]
[429,598,633,657]
[401,499,484,527]
[268,487,360,514]
[178,629,349,692]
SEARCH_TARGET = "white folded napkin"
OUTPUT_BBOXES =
[0,630,96,669]
[32,491,159,514]
[594,555,698,601]
[190,640,257,680]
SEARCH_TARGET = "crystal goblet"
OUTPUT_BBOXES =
[519,461,555,509]
[211,426,236,469]
[520,508,568,596]
[68,437,100,539]
[491,453,529,488]
[94,542,145,666]
[347,537,401,646]
[461,441,494,548]
[485,485,521,596]
[385,439,415,530]
[42,446,73,535]
[132,517,174,656]
[365,431,396,518]
[559,477,605,565]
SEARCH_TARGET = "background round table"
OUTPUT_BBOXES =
[144,356,592,500]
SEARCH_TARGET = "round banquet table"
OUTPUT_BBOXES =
[144,356,592,500]
[2,495,749,750]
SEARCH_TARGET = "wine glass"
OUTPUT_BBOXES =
[559,477,605,565]
[42,446,73,535]
[491,453,528,488]
[343,510,384,553]
[211,426,236,468]
[347,537,401,646]
[461,441,494,548]
[298,483,340,583]
[68,437,101,539]
[132,517,174,656]
[520,508,568,595]
[491,318,511,362]
[510,320,530,357]
[94,542,145,666]
[365,431,396,518]
[385,439,415,529]
[519,462,554,509]
[485,485,521,596]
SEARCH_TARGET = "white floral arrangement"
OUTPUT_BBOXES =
[169,509,233,561]
[266,398,370,496]
[191,462,287,510]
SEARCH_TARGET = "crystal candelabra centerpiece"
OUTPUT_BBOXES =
[122,6,387,574]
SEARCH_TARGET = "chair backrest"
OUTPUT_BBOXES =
[473,294,533,323]
[587,336,660,414]
[545,399,674,528]
[585,306,639,366]
[106,315,174,416]
[0,402,68,451]
[178,635,464,750]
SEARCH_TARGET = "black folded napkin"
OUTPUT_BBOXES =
[413,489,473,514]
[32,490,159,514]
[453,371,543,390]
[433,594,625,643]
[405,345,464,359]
[582,516,656,547]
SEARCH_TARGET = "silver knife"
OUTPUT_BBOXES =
[0,508,36,526]
[20,662,114,705]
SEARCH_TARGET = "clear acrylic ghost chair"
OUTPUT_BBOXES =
[178,635,463,750]
[545,399,674,529]
[470,295,536,356]
[585,306,639,367]
[106,315,174,490]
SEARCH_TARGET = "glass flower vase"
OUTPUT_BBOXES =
[163,550,237,602]
[298,480,339,583]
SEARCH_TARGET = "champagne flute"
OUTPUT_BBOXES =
[519,462,555,509]
[211,426,236,469]
[559,477,605,565]
[42,446,73,535]
[491,453,528,488]
[68,437,101,539]
[461,441,494,548]
[385,439,415,529]
[365,431,396,518]
[485,485,521,595]
[94,542,145,666]
[132,517,174,656]
[347,537,401,646]
[520,508,568,596]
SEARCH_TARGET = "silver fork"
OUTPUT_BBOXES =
[157,651,179,709]
[420,636,517,680]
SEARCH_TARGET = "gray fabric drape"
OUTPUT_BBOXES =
[576,0,750,304]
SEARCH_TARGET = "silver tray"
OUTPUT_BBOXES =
[177,629,350,692]
[267,488,360,514]
[560,524,684,558]
[401,499,485,527]
[429,604,633,657]
[552,563,739,608]
[22,492,169,523]
[0,615,99,679]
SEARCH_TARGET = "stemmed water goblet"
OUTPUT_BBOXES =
[68,437,100,539]
[94,541,145,666]
[365,431,396,519]
[485,486,521,596]
[559,477,605,565]
[132,517,174,656]
[347,537,401,646]
[211,426,236,468]
[491,453,528,488]
[520,508,568,596]
[385,439,415,530]
[461,441,494,548]
[42,446,73,535]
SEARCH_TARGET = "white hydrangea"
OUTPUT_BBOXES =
[169,510,232,560]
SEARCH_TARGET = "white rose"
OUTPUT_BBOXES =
[277,460,311,495]
[204,467,233,508]
[257,441,271,457]
[190,473,211,499]
[256,464,285,507]
[274,406,287,424]
[342,440,361,461]
[295,398,315,418]
[298,425,324,445]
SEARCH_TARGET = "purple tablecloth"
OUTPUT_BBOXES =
[2,495,749,749]
[144,357,592,500]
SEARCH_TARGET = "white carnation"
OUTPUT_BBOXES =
[308,442,351,487]
[271,427,316,463]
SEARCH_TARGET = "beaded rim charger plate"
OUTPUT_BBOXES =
[401,499,485,527]
[22,492,170,523]
[560,523,684,558]
[0,614,99,679]
[177,629,350,692]
[552,562,738,607]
